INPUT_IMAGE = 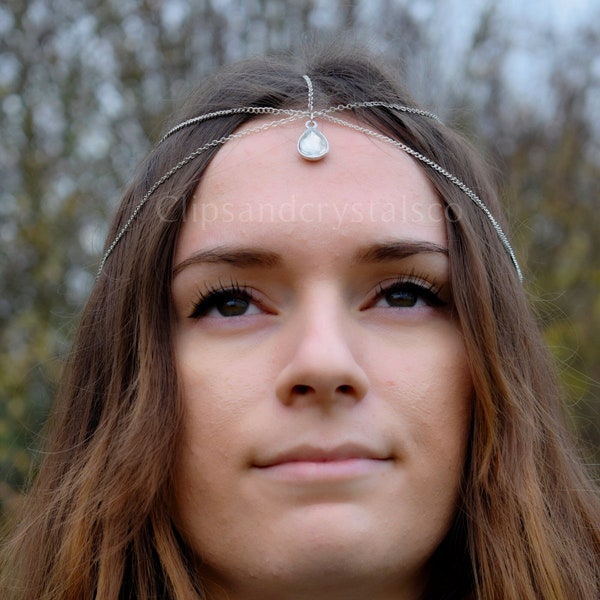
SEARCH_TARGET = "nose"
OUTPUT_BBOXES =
[275,295,369,407]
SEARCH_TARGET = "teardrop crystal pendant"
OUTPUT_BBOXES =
[297,122,329,161]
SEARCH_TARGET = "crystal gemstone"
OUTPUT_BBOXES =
[297,123,329,161]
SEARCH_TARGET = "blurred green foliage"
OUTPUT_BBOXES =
[1,0,598,523]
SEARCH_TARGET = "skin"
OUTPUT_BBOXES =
[171,122,473,600]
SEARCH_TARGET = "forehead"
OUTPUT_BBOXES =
[175,121,447,260]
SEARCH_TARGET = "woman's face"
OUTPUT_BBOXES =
[171,122,473,600]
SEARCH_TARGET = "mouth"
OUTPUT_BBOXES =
[253,443,393,482]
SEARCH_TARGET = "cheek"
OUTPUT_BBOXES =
[417,346,471,480]
[171,343,263,529]
[171,396,239,554]
[380,325,473,478]
[176,337,260,414]
[388,341,472,553]
[174,356,245,477]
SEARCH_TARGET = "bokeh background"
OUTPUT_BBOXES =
[1,0,599,522]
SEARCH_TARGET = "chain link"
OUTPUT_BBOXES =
[97,86,521,282]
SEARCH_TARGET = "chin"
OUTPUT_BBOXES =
[198,515,432,600]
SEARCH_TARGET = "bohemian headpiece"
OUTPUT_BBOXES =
[97,75,522,281]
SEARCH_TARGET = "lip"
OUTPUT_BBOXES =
[253,443,393,481]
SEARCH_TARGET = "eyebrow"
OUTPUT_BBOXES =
[173,247,281,275]
[173,240,447,275]
[353,241,448,263]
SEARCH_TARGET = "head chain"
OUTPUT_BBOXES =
[97,77,522,281]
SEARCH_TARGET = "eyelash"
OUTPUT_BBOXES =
[370,273,446,309]
[188,273,446,319]
[189,280,256,319]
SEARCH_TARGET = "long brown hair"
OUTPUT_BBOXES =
[2,43,599,599]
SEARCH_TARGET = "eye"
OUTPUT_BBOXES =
[189,283,261,319]
[371,278,446,309]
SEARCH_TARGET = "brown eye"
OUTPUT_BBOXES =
[189,286,260,319]
[215,296,251,317]
[384,288,420,308]
[373,280,445,309]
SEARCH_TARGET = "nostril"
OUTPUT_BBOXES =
[292,384,312,395]
[337,384,353,394]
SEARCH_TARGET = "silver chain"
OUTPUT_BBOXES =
[321,114,522,281]
[303,75,315,124]
[97,113,304,278]
[97,93,521,282]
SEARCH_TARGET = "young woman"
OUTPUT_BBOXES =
[2,46,599,599]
